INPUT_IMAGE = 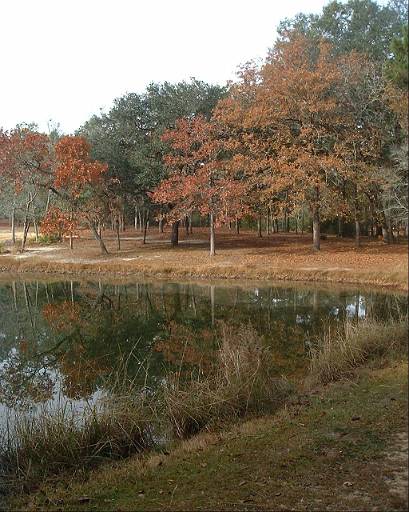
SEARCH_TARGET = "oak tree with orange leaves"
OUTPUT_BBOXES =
[0,127,52,251]
[51,136,110,253]
[151,116,249,256]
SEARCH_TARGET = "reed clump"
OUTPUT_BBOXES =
[0,395,155,491]
[309,316,408,385]
[161,323,292,438]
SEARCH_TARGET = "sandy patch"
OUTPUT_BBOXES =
[385,432,408,505]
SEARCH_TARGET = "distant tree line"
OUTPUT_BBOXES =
[0,0,407,255]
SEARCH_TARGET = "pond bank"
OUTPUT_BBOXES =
[9,362,408,511]
[4,315,408,511]
[0,230,407,292]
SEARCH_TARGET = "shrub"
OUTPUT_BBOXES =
[36,233,61,244]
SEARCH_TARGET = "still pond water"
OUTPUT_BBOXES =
[0,277,406,428]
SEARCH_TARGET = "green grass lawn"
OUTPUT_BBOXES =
[9,361,408,511]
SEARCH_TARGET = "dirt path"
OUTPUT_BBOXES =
[385,432,409,507]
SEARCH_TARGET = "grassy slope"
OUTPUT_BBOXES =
[11,362,408,511]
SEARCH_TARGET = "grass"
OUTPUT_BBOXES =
[8,362,408,511]
[1,316,407,510]
[309,316,408,385]
[0,227,407,291]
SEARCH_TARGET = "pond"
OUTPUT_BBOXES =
[0,276,406,429]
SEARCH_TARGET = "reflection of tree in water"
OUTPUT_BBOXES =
[0,346,54,408]
[0,280,406,410]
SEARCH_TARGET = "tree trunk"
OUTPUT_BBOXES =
[209,212,216,256]
[69,209,74,250]
[34,218,39,241]
[90,222,109,254]
[354,187,360,248]
[312,205,320,251]
[21,218,30,252]
[387,218,394,244]
[266,209,270,235]
[116,218,121,250]
[337,216,343,237]
[138,211,143,233]
[235,219,240,235]
[11,207,16,244]
[185,215,189,236]
[142,217,148,244]
[369,200,375,239]
[355,219,361,248]
[257,213,262,238]
[21,194,34,252]
[158,216,164,233]
[189,215,193,234]
[381,212,392,244]
[45,190,51,215]
[171,221,180,246]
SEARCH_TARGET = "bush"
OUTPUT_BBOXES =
[36,233,61,244]
[0,395,156,491]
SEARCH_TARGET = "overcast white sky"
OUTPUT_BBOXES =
[1,0,330,134]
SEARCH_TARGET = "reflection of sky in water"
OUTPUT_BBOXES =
[346,295,366,319]
[0,363,107,433]
[296,314,311,324]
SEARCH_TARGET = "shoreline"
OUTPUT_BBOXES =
[0,259,407,293]
[8,362,408,511]
[1,229,407,292]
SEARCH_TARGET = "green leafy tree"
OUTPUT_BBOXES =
[278,0,407,61]
[385,24,408,89]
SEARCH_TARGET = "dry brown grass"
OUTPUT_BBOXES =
[308,316,408,385]
[161,323,292,438]
[0,225,407,290]
[0,396,156,492]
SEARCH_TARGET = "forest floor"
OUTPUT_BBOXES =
[9,362,408,511]
[0,225,407,291]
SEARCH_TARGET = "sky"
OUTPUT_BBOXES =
[1,0,331,134]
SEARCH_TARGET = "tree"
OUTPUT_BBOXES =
[333,51,398,245]
[51,136,110,254]
[385,24,408,90]
[151,117,247,256]
[0,127,52,251]
[78,79,226,245]
[220,36,345,250]
[278,0,407,61]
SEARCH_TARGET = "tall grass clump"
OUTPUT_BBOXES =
[0,394,156,492]
[161,323,293,438]
[309,316,408,385]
